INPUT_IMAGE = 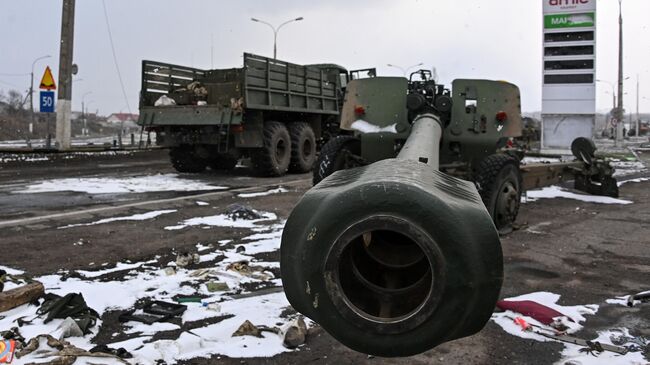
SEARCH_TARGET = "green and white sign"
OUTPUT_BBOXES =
[544,12,594,29]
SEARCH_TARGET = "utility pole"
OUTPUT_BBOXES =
[55,0,75,150]
[615,0,624,146]
[634,74,639,137]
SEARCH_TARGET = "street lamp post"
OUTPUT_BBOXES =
[615,0,624,145]
[596,79,616,110]
[251,17,304,59]
[387,62,424,77]
[30,55,51,136]
[82,91,92,136]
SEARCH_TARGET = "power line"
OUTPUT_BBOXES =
[101,0,132,119]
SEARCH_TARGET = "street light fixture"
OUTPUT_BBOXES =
[29,54,51,135]
[386,62,424,77]
[250,17,304,59]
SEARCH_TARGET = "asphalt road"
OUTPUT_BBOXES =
[1,149,649,365]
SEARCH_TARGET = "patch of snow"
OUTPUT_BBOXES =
[59,209,177,229]
[351,119,397,134]
[196,201,210,206]
[76,261,147,278]
[558,328,648,365]
[606,290,650,307]
[617,176,650,186]
[16,174,227,194]
[523,186,632,205]
[0,265,24,275]
[238,187,288,198]
[0,219,296,364]
[164,212,277,231]
[611,160,647,177]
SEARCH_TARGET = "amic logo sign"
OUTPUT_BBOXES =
[39,66,56,91]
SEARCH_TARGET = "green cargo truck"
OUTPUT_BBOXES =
[138,53,369,176]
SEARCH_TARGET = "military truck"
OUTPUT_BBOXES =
[138,53,371,176]
[313,71,618,233]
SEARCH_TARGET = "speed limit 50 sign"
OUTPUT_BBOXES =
[40,91,55,113]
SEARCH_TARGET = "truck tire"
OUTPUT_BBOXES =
[208,152,239,171]
[474,154,522,234]
[251,122,291,176]
[288,122,317,173]
[312,135,361,185]
[169,146,207,173]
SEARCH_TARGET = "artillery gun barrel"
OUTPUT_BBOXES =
[280,113,503,357]
[396,113,443,169]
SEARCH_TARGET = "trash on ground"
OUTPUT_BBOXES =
[53,317,84,339]
[0,281,44,313]
[281,317,307,349]
[37,293,98,334]
[0,339,16,363]
[175,252,200,268]
[226,203,263,220]
[496,299,573,330]
[207,281,230,292]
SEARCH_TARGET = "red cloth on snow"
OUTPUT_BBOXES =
[496,300,571,325]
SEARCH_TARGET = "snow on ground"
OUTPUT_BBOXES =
[165,211,277,231]
[491,292,646,365]
[611,159,647,177]
[15,174,227,194]
[523,186,633,205]
[196,201,210,206]
[0,217,298,364]
[59,209,177,229]
[238,187,288,198]
[617,176,650,186]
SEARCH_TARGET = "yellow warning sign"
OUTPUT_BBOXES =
[39,66,56,90]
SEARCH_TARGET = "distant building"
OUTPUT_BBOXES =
[106,113,139,124]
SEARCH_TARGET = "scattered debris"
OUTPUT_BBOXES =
[233,320,263,338]
[226,261,271,281]
[232,319,279,338]
[496,299,573,330]
[175,252,200,268]
[627,290,650,307]
[281,317,307,349]
[207,281,230,292]
[0,281,44,313]
[227,203,263,220]
[0,339,16,363]
[38,293,98,334]
[53,317,84,339]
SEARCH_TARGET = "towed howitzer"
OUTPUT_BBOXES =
[281,93,504,356]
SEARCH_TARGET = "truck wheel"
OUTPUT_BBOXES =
[170,146,207,173]
[474,154,522,234]
[208,152,239,171]
[251,122,291,176]
[288,122,317,173]
[312,135,361,185]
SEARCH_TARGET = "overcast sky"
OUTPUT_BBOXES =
[1,0,649,116]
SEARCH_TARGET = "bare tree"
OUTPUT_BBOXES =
[6,89,26,114]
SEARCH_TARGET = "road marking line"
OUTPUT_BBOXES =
[0,178,309,229]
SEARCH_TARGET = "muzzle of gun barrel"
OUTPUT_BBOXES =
[280,158,503,357]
